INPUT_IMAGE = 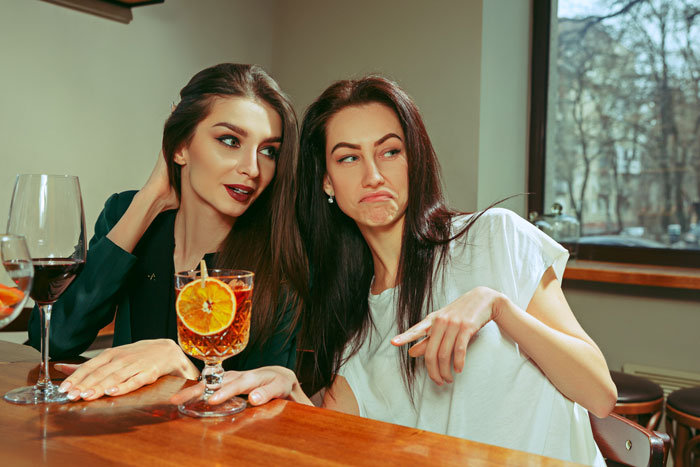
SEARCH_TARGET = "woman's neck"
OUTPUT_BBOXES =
[359,217,405,295]
[173,192,234,272]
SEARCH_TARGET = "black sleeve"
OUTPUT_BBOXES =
[27,191,139,358]
[224,297,300,372]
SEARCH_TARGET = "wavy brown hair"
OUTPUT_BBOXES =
[163,63,307,350]
[297,76,489,396]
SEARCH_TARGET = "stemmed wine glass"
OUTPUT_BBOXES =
[4,174,86,404]
[0,234,34,329]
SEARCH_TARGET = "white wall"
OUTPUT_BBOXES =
[271,0,483,212]
[0,0,277,238]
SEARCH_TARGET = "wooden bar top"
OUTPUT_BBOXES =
[564,259,700,290]
[0,343,579,466]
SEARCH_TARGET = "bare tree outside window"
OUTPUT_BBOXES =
[543,0,700,253]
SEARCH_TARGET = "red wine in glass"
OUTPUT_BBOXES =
[30,259,84,305]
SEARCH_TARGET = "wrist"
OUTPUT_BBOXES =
[165,339,198,379]
[135,187,171,215]
[491,292,510,324]
[130,191,169,224]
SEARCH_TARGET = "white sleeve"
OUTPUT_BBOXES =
[472,208,569,310]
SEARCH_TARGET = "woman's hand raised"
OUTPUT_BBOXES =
[55,339,199,401]
[140,150,179,213]
[106,151,179,253]
[170,366,311,407]
[390,286,506,386]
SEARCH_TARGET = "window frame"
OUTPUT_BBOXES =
[527,0,700,269]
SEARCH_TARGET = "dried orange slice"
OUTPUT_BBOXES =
[0,284,24,307]
[176,278,236,336]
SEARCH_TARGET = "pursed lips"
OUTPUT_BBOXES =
[360,191,394,203]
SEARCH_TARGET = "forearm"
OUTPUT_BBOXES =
[493,296,617,418]
[106,189,171,253]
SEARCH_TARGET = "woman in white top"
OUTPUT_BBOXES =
[172,76,616,465]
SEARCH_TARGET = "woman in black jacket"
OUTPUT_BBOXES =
[28,63,307,402]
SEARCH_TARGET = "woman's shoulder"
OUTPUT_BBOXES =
[451,207,531,238]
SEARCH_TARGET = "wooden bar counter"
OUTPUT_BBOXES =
[0,341,578,466]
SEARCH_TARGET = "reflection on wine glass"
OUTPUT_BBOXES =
[0,234,33,329]
[4,174,86,405]
[174,269,253,417]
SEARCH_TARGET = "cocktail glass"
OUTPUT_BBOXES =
[174,268,253,417]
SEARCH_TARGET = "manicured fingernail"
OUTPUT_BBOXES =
[80,389,95,399]
[250,393,261,404]
[67,390,81,400]
[58,381,71,393]
[105,387,118,395]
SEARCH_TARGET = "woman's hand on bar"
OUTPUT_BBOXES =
[54,339,199,401]
[170,366,312,407]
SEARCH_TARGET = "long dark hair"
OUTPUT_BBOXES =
[163,63,307,349]
[297,76,488,395]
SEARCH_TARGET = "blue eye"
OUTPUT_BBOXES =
[260,146,279,160]
[217,135,240,148]
[383,149,400,158]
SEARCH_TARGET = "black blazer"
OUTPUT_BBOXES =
[28,191,298,371]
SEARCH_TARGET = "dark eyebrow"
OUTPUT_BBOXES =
[214,122,248,137]
[214,123,281,144]
[374,133,402,147]
[330,133,402,155]
[330,142,361,154]
[262,136,282,144]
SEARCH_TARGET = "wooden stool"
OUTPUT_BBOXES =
[666,386,700,467]
[611,371,664,431]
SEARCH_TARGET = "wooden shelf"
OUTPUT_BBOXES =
[564,260,700,290]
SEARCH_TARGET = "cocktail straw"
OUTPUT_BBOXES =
[200,259,208,288]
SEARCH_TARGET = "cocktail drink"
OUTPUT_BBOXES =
[174,268,253,417]
[0,234,33,329]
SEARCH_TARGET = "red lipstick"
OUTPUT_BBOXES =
[225,184,254,203]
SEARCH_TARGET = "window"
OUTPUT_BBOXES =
[529,0,700,267]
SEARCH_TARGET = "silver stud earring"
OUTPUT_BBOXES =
[328,195,334,204]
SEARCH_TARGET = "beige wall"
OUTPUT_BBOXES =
[477,0,531,216]
[271,0,483,212]
[0,0,277,238]
[565,283,700,374]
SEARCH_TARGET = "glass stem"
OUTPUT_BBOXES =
[37,303,53,391]
[201,362,224,400]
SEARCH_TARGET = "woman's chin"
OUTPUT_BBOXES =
[357,206,402,229]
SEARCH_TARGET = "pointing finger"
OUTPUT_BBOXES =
[391,318,433,346]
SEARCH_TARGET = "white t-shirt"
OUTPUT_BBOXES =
[338,208,605,466]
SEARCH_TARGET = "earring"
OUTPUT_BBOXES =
[328,194,334,204]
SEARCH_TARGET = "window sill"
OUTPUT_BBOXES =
[563,260,700,290]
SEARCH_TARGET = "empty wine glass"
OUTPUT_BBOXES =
[0,234,33,329]
[5,174,86,404]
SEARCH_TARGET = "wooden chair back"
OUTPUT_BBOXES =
[590,412,669,467]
